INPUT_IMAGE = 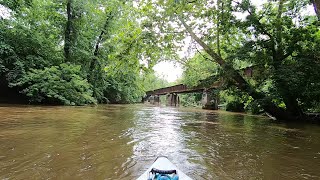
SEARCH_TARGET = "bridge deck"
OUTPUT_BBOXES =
[145,67,253,96]
[146,82,220,96]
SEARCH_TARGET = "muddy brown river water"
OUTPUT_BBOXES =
[0,104,319,179]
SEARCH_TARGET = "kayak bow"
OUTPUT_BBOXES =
[137,156,192,180]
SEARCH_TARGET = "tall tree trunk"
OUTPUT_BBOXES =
[88,12,114,100]
[88,12,114,76]
[93,13,113,57]
[216,0,222,56]
[94,14,112,52]
[275,0,284,53]
[64,0,73,62]
[311,0,320,21]
[178,16,301,121]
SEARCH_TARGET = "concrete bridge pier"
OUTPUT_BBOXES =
[142,95,150,103]
[148,95,160,105]
[153,95,160,104]
[166,93,180,106]
[201,90,219,110]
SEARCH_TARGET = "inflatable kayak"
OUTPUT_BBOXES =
[137,156,192,180]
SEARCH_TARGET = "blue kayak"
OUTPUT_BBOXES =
[137,156,193,180]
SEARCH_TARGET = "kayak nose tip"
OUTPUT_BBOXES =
[154,156,169,162]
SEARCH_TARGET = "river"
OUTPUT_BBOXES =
[0,104,319,179]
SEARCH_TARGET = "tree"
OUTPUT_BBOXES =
[311,0,320,20]
[138,0,320,121]
[0,0,160,104]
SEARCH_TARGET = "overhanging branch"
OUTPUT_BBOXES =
[177,15,225,66]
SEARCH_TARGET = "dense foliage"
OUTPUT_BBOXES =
[10,63,96,105]
[0,0,163,105]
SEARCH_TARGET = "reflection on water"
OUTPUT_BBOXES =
[0,104,319,179]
